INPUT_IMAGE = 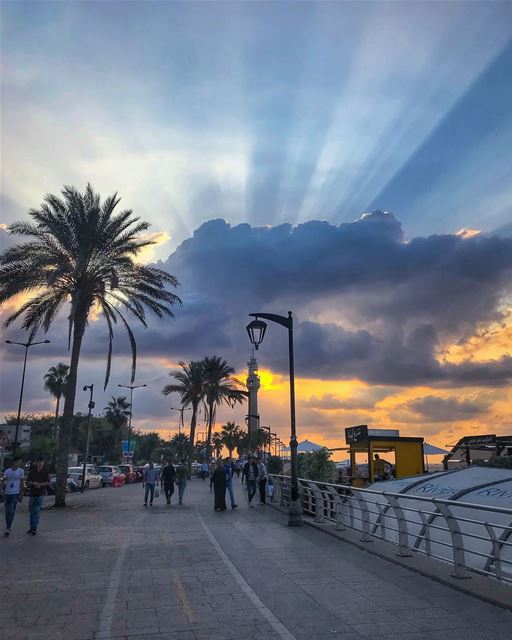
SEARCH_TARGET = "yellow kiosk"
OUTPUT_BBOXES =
[345,425,424,486]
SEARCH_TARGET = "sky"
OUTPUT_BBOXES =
[1,1,512,457]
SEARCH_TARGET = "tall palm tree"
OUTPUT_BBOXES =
[220,421,242,457]
[0,184,181,506]
[104,395,131,461]
[162,360,205,474]
[202,355,246,459]
[43,362,69,439]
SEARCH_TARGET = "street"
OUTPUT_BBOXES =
[1,478,511,640]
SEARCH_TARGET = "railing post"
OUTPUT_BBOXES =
[314,484,324,523]
[418,511,432,557]
[384,493,412,557]
[354,491,373,542]
[434,500,471,579]
[280,477,287,506]
[484,522,503,581]
[328,487,347,531]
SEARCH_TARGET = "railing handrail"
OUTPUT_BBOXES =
[268,474,512,584]
[269,474,512,517]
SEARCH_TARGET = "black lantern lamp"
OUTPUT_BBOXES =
[246,318,267,350]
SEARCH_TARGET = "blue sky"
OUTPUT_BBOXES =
[1,1,512,446]
[2,1,512,254]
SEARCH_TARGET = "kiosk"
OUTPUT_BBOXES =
[345,425,424,486]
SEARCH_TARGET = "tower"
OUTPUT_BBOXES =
[246,356,260,452]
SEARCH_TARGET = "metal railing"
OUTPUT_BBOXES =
[269,474,512,584]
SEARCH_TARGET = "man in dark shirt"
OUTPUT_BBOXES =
[26,457,50,535]
[242,456,259,507]
[176,459,188,505]
[160,460,176,505]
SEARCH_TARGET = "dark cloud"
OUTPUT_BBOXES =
[400,395,489,422]
[2,211,512,408]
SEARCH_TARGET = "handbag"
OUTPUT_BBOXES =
[154,485,160,498]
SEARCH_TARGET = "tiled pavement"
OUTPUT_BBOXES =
[1,478,511,640]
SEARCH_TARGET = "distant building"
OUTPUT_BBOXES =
[443,434,512,469]
[0,424,32,449]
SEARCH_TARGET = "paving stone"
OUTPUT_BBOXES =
[3,479,511,640]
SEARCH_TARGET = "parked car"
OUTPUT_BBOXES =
[97,465,125,486]
[46,474,81,495]
[68,466,103,489]
[117,464,137,484]
[134,467,144,482]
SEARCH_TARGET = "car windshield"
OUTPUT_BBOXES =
[68,468,81,473]
[97,467,112,473]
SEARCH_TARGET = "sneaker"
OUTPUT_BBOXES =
[144,503,148,507]
[26,529,34,535]
[149,503,153,506]
[232,504,238,509]
[31,529,36,536]
[249,503,254,508]
[4,530,10,537]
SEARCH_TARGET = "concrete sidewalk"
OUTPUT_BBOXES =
[1,477,510,640]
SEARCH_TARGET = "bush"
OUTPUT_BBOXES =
[299,448,336,483]
[267,455,283,475]
[474,456,512,469]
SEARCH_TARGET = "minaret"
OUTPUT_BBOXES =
[246,356,260,452]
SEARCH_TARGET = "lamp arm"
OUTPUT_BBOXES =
[249,312,291,329]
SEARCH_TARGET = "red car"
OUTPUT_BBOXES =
[117,464,137,484]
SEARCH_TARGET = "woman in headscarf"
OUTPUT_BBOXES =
[212,461,227,512]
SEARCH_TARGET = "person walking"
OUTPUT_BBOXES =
[200,461,209,482]
[212,461,227,511]
[256,456,267,506]
[143,461,158,506]
[2,457,24,536]
[224,457,238,509]
[161,460,175,505]
[176,459,188,505]
[209,460,215,492]
[26,457,50,535]
[233,459,241,479]
[242,455,259,508]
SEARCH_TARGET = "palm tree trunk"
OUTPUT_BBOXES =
[188,402,198,476]
[206,400,214,460]
[54,394,61,440]
[55,312,87,507]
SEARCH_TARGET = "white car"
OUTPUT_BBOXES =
[68,466,103,489]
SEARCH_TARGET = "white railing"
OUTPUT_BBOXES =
[268,474,512,584]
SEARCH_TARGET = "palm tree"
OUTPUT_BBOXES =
[169,433,190,460]
[202,355,246,459]
[0,184,181,506]
[104,395,131,461]
[220,421,242,457]
[162,360,205,474]
[43,363,69,439]
[211,431,224,458]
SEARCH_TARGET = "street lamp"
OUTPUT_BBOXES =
[5,338,50,458]
[246,311,302,527]
[81,385,95,492]
[118,383,147,461]
[170,406,192,436]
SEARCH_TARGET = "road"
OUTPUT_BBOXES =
[1,477,511,640]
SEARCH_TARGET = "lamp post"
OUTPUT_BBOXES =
[246,311,302,526]
[118,383,147,462]
[5,338,50,458]
[81,384,95,492]
[170,406,192,436]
